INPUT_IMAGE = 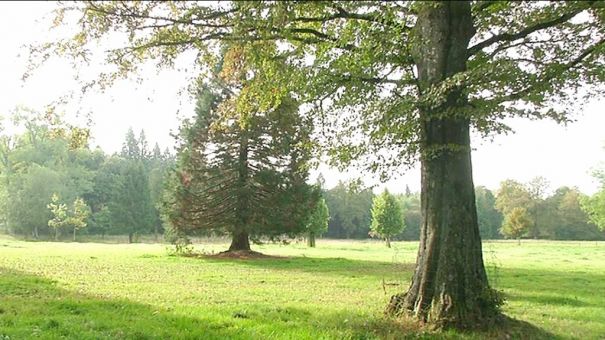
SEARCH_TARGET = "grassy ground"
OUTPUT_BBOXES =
[0,236,603,339]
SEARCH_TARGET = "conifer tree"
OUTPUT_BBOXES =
[164,45,318,252]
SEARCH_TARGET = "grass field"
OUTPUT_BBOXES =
[0,236,604,339]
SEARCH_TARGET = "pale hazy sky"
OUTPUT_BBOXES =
[1,2,603,195]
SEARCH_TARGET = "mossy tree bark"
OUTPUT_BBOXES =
[387,2,500,329]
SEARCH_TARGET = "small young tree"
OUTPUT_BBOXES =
[48,194,91,241]
[68,197,91,241]
[371,189,405,248]
[500,207,532,245]
[47,193,68,241]
[306,197,329,247]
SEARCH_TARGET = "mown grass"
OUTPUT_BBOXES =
[0,237,603,339]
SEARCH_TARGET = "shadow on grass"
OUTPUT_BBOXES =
[507,293,592,308]
[0,268,257,339]
[493,267,605,309]
[0,267,560,339]
[0,268,415,339]
[479,316,558,340]
[199,255,416,281]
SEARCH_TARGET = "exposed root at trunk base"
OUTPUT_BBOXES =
[385,289,506,331]
[385,292,408,318]
[213,250,278,259]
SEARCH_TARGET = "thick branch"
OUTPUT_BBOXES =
[476,37,605,105]
[468,7,587,56]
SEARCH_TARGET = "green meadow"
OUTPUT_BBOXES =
[0,237,603,339]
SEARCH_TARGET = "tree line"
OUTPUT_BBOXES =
[1,107,602,243]
[322,178,604,242]
[0,108,174,242]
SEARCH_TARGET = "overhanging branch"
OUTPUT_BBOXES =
[468,6,587,56]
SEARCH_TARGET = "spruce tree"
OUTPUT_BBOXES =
[164,45,318,252]
[110,160,154,243]
[120,127,140,160]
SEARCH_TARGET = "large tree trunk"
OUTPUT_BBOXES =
[229,229,251,251]
[385,237,391,248]
[386,2,501,329]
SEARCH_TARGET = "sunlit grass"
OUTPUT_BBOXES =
[0,236,603,339]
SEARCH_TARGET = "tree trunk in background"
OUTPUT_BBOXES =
[386,237,391,248]
[54,228,58,241]
[308,232,316,247]
[228,132,252,252]
[73,228,77,242]
[229,229,251,251]
[33,226,39,239]
[386,1,501,329]
[532,206,540,239]
[128,232,133,244]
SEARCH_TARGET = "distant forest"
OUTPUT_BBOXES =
[0,108,602,241]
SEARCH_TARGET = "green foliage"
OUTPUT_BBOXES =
[495,180,532,215]
[69,197,91,231]
[36,2,605,178]
[581,191,605,232]
[307,197,329,236]
[120,127,141,160]
[0,107,172,240]
[493,179,602,241]
[476,186,503,239]
[370,189,405,246]
[397,192,421,241]
[580,167,605,232]
[88,206,111,236]
[324,181,374,239]
[542,187,601,239]
[108,160,155,240]
[47,193,68,239]
[47,194,91,241]
[501,207,532,240]
[163,225,193,255]
[306,195,329,247]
